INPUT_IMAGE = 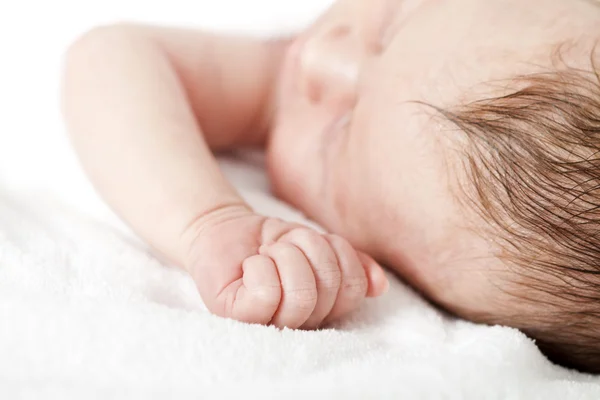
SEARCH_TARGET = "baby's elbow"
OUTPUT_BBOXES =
[60,23,157,140]
[60,23,152,115]
[63,23,142,71]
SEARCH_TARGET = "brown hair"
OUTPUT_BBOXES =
[432,44,600,373]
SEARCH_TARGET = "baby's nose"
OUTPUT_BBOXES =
[298,25,362,109]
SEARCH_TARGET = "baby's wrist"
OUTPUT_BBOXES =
[180,201,253,267]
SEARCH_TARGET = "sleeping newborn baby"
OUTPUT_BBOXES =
[62,0,600,373]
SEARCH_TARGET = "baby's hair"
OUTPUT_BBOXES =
[434,43,600,373]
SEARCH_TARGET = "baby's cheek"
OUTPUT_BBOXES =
[266,123,323,217]
[266,127,307,203]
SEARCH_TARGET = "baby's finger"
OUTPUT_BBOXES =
[229,254,282,324]
[356,251,389,298]
[322,234,368,324]
[260,242,317,329]
[280,229,341,329]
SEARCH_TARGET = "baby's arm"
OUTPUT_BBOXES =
[62,24,388,328]
[63,24,280,263]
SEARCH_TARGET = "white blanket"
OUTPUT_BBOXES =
[1,0,599,398]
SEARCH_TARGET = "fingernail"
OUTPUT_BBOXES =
[380,274,390,295]
[372,264,389,296]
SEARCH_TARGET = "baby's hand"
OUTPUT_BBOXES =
[185,206,389,329]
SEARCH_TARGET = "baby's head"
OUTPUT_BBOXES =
[268,0,600,372]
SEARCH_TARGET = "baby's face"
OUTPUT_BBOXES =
[268,0,600,308]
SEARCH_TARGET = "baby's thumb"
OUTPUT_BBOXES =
[356,252,389,297]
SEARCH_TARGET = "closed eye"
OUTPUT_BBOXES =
[364,0,400,53]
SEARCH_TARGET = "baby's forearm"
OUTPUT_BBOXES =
[62,25,284,266]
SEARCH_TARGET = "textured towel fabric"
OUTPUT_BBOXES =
[2,155,600,399]
[1,0,600,398]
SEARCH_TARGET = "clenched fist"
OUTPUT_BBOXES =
[184,205,389,329]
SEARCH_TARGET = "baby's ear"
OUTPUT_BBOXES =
[357,252,389,297]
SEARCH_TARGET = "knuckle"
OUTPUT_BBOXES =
[318,264,342,288]
[286,286,318,309]
[261,219,305,244]
[250,284,282,308]
[260,218,285,242]
[325,234,354,256]
[273,242,300,258]
[342,275,368,297]
[296,228,322,241]
[284,228,322,247]
[325,233,346,246]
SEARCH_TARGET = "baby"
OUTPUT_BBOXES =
[62,0,600,373]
